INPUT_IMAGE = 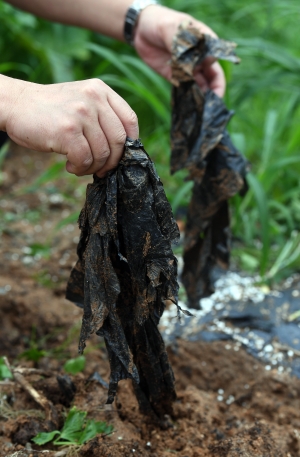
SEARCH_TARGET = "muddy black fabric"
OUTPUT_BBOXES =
[171,25,249,309]
[66,139,191,420]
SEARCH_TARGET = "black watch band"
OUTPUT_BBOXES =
[124,0,159,46]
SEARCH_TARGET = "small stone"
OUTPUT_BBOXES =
[226,395,235,405]
[264,344,273,353]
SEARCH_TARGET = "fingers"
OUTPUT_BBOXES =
[96,91,139,177]
[194,60,226,98]
[65,135,94,176]
[207,62,226,98]
[108,91,139,141]
[62,80,138,177]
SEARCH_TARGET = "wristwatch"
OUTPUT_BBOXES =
[124,0,159,46]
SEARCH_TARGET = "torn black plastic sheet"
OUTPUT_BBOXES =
[66,139,191,420]
[171,24,249,309]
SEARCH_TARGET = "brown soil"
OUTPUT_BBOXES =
[1,144,300,457]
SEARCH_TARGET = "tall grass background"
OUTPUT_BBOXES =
[0,0,300,283]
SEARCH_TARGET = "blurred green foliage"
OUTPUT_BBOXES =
[0,357,12,380]
[64,355,86,375]
[1,0,300,282]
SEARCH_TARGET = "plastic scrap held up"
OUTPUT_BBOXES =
[66,139,191,422]
[66,26,248,421]
[171,24,249,309]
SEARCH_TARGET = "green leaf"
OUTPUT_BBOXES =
[265,231,300,280]
[46,49,74,83]
[120,55,170,103]
[100,75,169,122]
[239,252,259,271]
[246,173,270,276]
[32,407,114,447]
[96,422,114,435]
[0,142,9,170]
[236,37,300,71]
[78,420,98,445]
[58,407,86,444]
[87,43,140,84]
[23,161,65,193]
[55,211,80,231]
[0,357,12,380]
[78,420,113,443]
[231,133,246,156]
[288,310,300,322]
[259,110,278,175]
[27,243,51,259]
[32,430,60,445]
[171,181,193,215]
[64,355,86,375]
[0,62,31,75]
[19,347,46,362]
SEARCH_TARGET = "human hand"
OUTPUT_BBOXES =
[134,6,226,98]
[4,78,139,177]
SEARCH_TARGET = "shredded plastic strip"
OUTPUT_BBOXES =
[171,24,249,309]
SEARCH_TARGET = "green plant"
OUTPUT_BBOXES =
[32,406,113,446]
[64,356,86,375]
[27,243,51,259]
[19,347,46,363]
[0,357,12,380]
[19,327,46,362]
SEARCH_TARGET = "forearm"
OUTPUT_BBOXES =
[6,0,134,41]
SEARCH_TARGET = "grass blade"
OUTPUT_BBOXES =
[246,172,270,276]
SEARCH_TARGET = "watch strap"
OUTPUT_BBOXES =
[124,0,158,46]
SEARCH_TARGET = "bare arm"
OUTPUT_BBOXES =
[2,0,225,178]
[6,0,133,41]
[7,0,225,97]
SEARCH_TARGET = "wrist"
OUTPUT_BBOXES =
[124,0,159,46]
[0,75,27,131]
